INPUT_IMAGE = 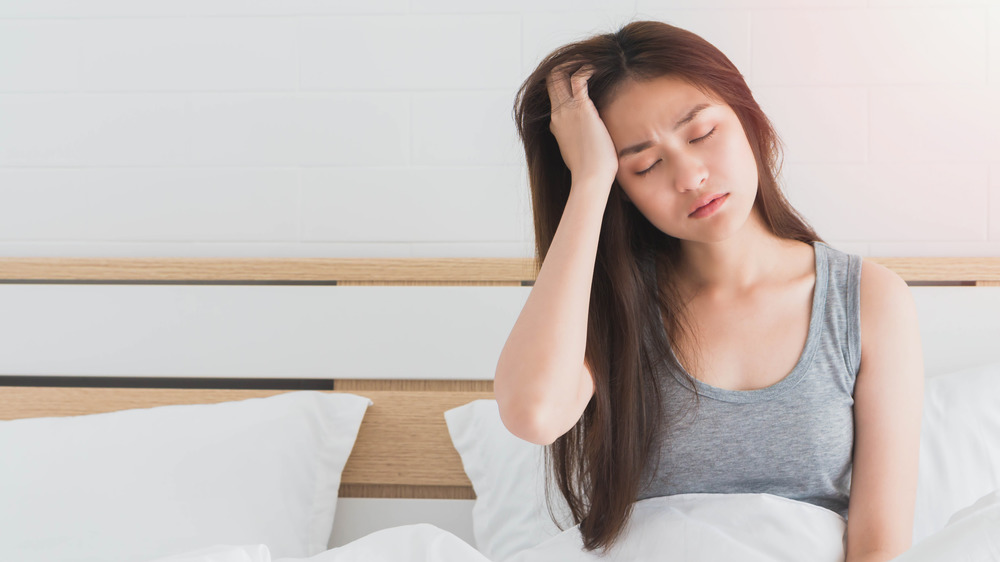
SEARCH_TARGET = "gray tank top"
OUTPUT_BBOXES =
[637,240,863,520]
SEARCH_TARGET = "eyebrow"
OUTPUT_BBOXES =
[616,102,712,160]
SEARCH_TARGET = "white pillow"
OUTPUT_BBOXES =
[0,390,372,562]
[444,399,573,562]
[447,363,1000,559]
[913,361,1000,543]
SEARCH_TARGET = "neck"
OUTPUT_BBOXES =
[675,206,793,299]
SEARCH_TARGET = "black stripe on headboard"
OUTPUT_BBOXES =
[0,376,334,390]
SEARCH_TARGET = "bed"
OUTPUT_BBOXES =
[1,253,997,562]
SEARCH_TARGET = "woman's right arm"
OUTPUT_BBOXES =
[494,62,619,446]
[494,184,608,446]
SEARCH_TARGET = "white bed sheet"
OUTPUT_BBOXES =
[146,490,1000,562]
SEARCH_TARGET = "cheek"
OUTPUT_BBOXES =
[631,191,685,228]
[712,132,756,181]
[732,129,758,173]
[739,141,759,182]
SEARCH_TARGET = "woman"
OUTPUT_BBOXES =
[493,20,924,562]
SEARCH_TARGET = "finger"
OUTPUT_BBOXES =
[547,59,588,108]
[546,64,574,109]
[569,64,595,99]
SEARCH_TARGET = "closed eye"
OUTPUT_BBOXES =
[635,126,718,177]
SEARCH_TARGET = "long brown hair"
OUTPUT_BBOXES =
[512,19,823,554]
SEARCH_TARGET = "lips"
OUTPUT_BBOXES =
[688,193,727,216]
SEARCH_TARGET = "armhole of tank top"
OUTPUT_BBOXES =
[847,254,863,382]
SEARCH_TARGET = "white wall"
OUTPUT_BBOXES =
[0,0,997,258]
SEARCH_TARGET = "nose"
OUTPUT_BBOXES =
[672,152,709,193]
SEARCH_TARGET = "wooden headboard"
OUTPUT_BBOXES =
[1,254,999,501]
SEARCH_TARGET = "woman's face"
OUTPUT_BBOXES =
[599,75,760,242]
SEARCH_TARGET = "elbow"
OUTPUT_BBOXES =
[496,397,555,446]
[494,381,555,446]
[493,362,565,446]
[511,424,557,447]
[520,415,559,446]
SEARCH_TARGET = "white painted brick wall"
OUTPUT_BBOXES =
[0,0,997,257]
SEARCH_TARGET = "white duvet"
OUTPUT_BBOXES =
[146,491,1000,562]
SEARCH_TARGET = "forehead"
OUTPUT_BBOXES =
[599,76,715,141]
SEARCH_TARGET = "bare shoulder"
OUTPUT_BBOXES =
[859,258,917,351]
[859,258,909,299]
